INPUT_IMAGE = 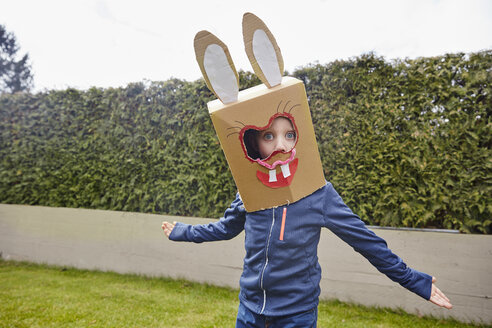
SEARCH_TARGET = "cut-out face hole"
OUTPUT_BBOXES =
[240,113,299,189]
[242,115,297,161]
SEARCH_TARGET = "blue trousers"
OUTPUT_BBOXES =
[235,302,318,328]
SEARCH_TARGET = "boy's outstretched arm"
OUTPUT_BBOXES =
[430,277,453,309]
[322,182,453,309]
[162,221,176,238]
[160,193,246,243]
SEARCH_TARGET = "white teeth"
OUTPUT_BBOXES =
[281,163,291,178]
[269,169,277,182]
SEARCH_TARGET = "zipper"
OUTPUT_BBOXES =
[259,207,276,314]
[279,207,287,241]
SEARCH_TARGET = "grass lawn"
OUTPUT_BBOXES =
[0,259,485,328]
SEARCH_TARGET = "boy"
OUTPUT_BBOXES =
[162,13,451,327]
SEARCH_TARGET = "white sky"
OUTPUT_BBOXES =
[1,0,491,92]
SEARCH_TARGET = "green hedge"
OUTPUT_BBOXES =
[0,51,490,233]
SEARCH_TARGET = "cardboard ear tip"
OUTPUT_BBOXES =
[243,12,264,23]
[194,30,210,43]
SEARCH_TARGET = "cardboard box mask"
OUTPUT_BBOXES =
[194,13,325,212]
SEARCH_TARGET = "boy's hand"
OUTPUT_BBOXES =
[429,277,452,309]
[161,221,176,238]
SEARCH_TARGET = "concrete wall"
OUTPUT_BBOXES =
[0,204,490,324]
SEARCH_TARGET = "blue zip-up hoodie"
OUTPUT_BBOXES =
[169,182,433,316]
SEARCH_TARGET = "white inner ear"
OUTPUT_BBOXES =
[204,44,238,104]
[252,29,281,87]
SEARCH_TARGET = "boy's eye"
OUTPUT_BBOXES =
[263,133,274,141]
[286,132,296,140]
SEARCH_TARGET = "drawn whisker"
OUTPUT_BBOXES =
[234,120,246,127]
[276,100,283,113]
[227,126,243,130]
[227,132,240,138]
[283,100,291,113]
[288,104,301,113]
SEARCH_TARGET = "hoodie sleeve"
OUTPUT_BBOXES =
[322,182,433,300]
[169,193,246,243]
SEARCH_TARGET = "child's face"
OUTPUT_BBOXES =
[256,117,297,160]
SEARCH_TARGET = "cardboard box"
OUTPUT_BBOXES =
[194,13,326,211]
[208,76,325,212]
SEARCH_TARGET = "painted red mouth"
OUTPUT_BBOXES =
[256,158,298,188]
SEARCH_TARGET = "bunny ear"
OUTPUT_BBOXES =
[194,30,239,104]
[242,13,284,88]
